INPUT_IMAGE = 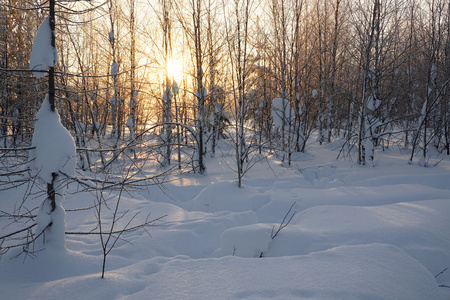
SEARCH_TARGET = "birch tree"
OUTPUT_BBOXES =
[175,0,209,173]
[355,0,381,165]
[410,0,450,165]
[224,0,256,187]
[160,0,174,167]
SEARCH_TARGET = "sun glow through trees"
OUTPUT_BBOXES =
[167,59,182,80]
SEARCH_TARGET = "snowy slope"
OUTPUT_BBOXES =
[1,139,449,299]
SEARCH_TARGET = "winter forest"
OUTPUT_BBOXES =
[1,0,450,299]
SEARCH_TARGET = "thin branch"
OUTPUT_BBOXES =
[65,215,166,235]
[271,201,297,240]
[0,223,37,240]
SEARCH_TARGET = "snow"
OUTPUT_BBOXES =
[195,87,207,100]
[421,99,428,116]
[27,95,76,249]
[29,94,76,183]
[2,136,450,299]
[35,193,67,249]
[110,93,117,106]
[163,87,173,102]
[126,115,134,128]
[108,30,114,43]
[367,92,380,111]
[30,17,58,78]
[431,64,438,82]
[18,244,439,300]
[111,62,119,76]
[271,98,294,129]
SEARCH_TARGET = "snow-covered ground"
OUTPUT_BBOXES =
[1,139,450,299]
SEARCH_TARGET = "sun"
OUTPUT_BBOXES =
[167,59,182,79]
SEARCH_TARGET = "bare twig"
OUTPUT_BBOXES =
[435,267,448,278]
[271,201,297,240]
[260,202,297,258]
[0,224,37,240]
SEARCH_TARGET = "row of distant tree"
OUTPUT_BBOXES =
[0,0,449,172]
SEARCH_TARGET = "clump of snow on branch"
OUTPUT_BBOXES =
[163,87,173,102]
[29,95,76,183]
[367,92,381,112]
[126,115,134,128]
[30,17,58,78]
[195,87,207,100]
[110,93,117,106]
[431,64,438,83]
[108,30,114,44]
[35,188,67,249]
[111,62,119,76]
[271,98,294,130]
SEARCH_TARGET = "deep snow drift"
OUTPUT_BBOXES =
[1,139,449,299]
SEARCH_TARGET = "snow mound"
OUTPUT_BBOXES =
[189,181,270,212]
[24,244,444,300]
[213,200,450,277]
[275,200,450,273]
[214,223,273,257]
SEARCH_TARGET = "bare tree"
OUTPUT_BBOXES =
[409,0,450,165]
[174,0,210,173]
[159,0,174,167]
[223,0,258,187]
